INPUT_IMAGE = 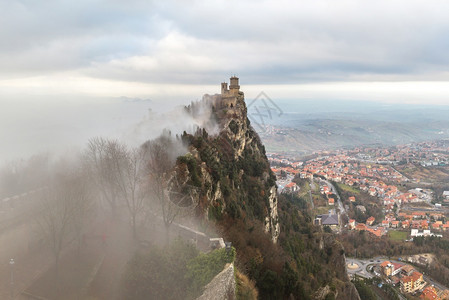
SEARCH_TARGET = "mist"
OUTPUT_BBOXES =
[0,93,221,166]
[0,94,223,299]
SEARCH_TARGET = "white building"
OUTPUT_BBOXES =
[411,229,442,238]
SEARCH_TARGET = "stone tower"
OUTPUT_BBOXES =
[221,82,228,95]
[220,76,240,98]
[229,76,240,95]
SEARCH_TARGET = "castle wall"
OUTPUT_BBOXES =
[206,77,242,110]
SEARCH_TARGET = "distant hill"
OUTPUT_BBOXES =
[246,100,449,155]
[259,118,449,155]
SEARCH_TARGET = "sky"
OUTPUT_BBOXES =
[1,0,449,103]
[1,0,449,162]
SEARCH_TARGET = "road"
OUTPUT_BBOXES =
[423,274,447,294]
[346,257,374,279]
[390,166,412,182]
[307,177,315,209]
[319,178,346,215]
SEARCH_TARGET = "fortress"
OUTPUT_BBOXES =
[221,76,240,101]
[205,76,244,111]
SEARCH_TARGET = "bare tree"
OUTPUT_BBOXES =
[83,137,126,217]
[85,135,195,244]
[143,136,194,245]
[115,146,148,239]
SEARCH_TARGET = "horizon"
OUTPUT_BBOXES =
[2,94,449,165]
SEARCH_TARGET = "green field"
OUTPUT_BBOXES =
[298,182,311,198]
[388,230,408,241]
[338,183,360,195]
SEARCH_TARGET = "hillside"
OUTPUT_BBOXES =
[170,78,360,299]
[253,106,449,156]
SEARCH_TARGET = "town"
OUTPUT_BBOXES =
[269,139,449,299]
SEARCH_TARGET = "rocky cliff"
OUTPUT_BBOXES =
[174,77,279,243]
[168,77,359,299]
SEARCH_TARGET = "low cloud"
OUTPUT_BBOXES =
[123,97,219,147]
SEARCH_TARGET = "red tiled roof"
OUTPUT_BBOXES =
[356,224,367,230]
[392,263,403,271]
[401,275,413,283]
[402,271,423,284]
[366,228,383,237]
[380,261,391,267]
[421,286,440,300]
[285,182,296,188]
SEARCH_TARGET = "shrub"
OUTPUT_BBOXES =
[236,269,258,300]
[177,155,202,187]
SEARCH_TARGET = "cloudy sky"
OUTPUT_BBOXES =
[2,0,449,163]
[1,0,449,104]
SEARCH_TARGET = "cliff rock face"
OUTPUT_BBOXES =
[321,235,361,300]
[170,77,359,299]
[197,263,236,300]
[177,77,280,243]
[265,186,280,243]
